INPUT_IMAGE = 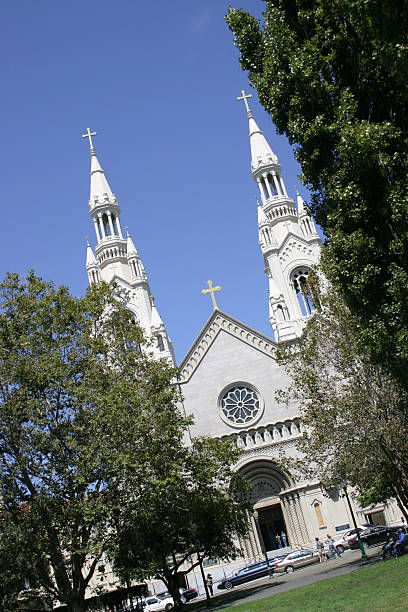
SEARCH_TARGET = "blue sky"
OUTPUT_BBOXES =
[1,1,310,361]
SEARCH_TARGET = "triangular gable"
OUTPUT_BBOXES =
[277,232,319,269]
[178,310,278,383]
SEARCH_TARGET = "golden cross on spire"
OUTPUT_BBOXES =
[236,89,253,112]
[81,127,97,150]
[201,280,222,310]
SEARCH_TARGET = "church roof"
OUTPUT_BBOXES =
[177,310,278,384]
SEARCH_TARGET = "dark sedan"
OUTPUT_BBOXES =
[217,559,274,590]
[348,525,405,549]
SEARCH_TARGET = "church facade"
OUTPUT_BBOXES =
[82,100,401,561]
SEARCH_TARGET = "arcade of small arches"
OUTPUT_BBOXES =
[266,203,297,222]
[97,246,127,262]
[220,417,302,450]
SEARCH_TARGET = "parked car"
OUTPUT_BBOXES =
[271,549,321,573]
[217,559,275,589]
[133,595,174,611]
[348,525,405,549]
[156,588,198,603]
[333,524,372,553]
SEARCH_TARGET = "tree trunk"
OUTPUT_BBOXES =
[165,573,183,610]
[65,597,86,612]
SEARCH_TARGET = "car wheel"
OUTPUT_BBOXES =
[224,581,234,590]
[180,595,187,604]
[285,565,295,574]
[165,604,173,611]
[337,545,344,554]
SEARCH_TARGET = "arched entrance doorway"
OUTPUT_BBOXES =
[239,459,292,551]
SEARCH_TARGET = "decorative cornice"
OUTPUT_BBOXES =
[239,438,298,458]
[177,310,277,384]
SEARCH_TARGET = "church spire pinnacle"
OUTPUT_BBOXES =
[236,90,278,174]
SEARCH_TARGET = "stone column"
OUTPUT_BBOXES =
[263,173,273,199]
[93,218,101,242]
[257,177,267,205]
[98,214,106,239]
[292,492,310,544]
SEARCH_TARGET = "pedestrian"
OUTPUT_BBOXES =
[281,530,287,547]
[315,537,325,562]
[325,534,340,559]
[205,573,213,597]
[275,533,282,548]
[394,529,406,557]
[382,531,396,560]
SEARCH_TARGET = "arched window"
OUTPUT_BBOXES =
[111,214,119,236]
[260,177,269,200]
[314,502,325,528]
[292,268,314,316]
[275,304,287,322]
[267,174,278,196]
[157,335,165,352]
[102,213,111,236]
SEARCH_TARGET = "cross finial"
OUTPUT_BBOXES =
[81,128,97,151]
[236,89,253,112]
[201,280,222,310]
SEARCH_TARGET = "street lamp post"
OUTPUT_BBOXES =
[253,510,273,578]
[343,486,368,562]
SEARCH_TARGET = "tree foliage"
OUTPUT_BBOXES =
[0,272,250,611]
[110,436,250,608]
[0,272,183,612]
[226,0,408,387]
[275,284,408,519]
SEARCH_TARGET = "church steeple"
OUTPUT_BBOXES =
[237,93,321,342]
[82,129,175,363]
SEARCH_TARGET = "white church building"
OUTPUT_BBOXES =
[82,98,401,563]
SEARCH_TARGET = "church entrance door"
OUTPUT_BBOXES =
[258,504,287,551]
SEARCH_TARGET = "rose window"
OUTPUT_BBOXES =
[220,385,260,425]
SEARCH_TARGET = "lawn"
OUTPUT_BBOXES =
[224,555,408,611]
[188,555,408,612]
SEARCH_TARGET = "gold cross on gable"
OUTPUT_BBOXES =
[201,280,222,310]
[81,127,97,150]
[236,89,253,112]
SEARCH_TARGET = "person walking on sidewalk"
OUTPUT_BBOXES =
[325,534,340,559]
[205,573,213,596]
[315,537,325,562]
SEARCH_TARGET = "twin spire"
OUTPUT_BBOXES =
[82,93,319,348]
[82,128,175,363]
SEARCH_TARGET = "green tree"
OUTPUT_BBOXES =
[226,1,408,388]
[109,436,250,609]
[0,272,184,612]
[275,284,408,519]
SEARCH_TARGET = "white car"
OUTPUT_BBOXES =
[334,524,371,553]
[135,595,173,611]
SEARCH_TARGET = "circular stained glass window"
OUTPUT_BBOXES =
[220,385,261,425]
